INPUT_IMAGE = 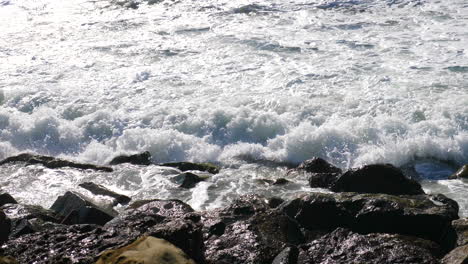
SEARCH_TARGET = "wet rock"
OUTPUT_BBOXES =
[105,200,204,264]
[449,165,468,179]
[289,157,342,188]
[272,246,299,264]
[295,157,342,174]
[50,191,115,225]
[95,236,196,264]
[452,218,468,247]
[3,224,105,264]
[257,178,291,186]
[109,151,151,166]
[0,211,10,244]
[1,203,63,238]
[331,164,425,195]
[160,162,220,174]
[0,153,113,172]
[202,195,304,264]
[281,192,459,248]
[79,182,131,205]
[442,244,468,264]
[0,193,17,207]
[173,172,208,189]
[298,228,441,264]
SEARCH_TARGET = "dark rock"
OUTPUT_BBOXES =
[272,247,299,264]
[441,244,468,264]
[452,218,468,247]
[50,191,115,225]
[79,182,131,205]
[281,192,458,248]
[449,165,468,179]
[4,199,203,264]
[0,193,17,207]
[173,172,208,189]
[331,164,425,195]
[105,199,204,264]
[201,195,304,264]
[160,161,220,174]
[298,228,442,264]
[0,153,113,172]
[296,157,342,174]
[267,197,285,208]
[273,178,290,185]
[3,224,105,264]
[288,157,342,188]
[0,211,10,244]
[109,151,152,166]
[255,178,290,186]
[203,209,304,264]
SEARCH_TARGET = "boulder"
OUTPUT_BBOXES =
[256,178,290,186]
[452,218,468,247]
[449,165,468,179]
[289,157,342,188]
[3,224,105,263]
[271,247,298,264]
[281,192,459,248]
[109,151,152,166]
[79,182,131,205]
[441,244,468,264]
[0,211,10,244]
[173,173,208,189]
[160,162,220,174]
[330,164,425,195]
[202,195,304,264]
[0,193,17,207]
[298,228,441,264]
[0,153,112,172]
[50,191,115,225]
[4,200,203,264]
[1,203,63,238]
[295,157,342,174]
[104,199,204,264]
[95,236,196,264]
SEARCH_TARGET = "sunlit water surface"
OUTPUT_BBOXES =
[0,0,467,214]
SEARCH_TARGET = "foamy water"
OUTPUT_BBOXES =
[0,0,467,214]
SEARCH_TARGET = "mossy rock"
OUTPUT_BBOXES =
[96,236,196,264]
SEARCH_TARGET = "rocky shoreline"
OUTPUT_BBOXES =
[0,153,467,263]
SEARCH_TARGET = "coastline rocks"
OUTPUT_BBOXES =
[452,218,468,247]
[0,212,10,244]
[50,191,115,225]
[109,151,152,166]
[0,256,18,264]
[104,200,204,264]
[449,165,468,179]
[442,244,468,264]
[298,228,442,264]
[331,164,425,195]
[281,192,458,247]
[173,173,208,189]
[1,203,63,238]
[289,157,342,188]
[0,193,17,207]
[202,195,304,264]
[0,153,113,172]
[160,162,220,174]
[79,182,131,205]
[96,236,196,264]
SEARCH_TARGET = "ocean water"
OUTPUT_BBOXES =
[0,0,467,214]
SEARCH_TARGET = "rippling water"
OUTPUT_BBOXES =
[0,0,467,214]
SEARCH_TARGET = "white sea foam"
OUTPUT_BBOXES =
[0,0,467,213]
